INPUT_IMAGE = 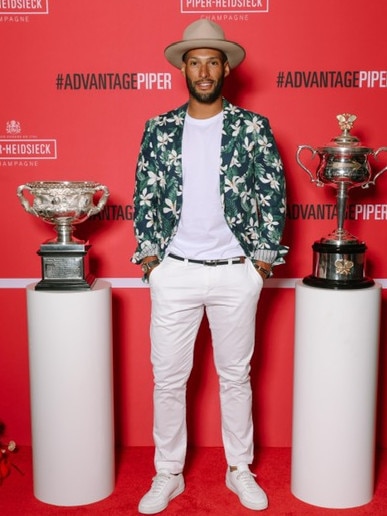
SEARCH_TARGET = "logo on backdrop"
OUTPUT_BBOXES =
[0,0,49,22]
[0,120,57,167]
[55,72,172,91]
[92,201,387,224]
[91,204,133,222]
[276,70,387,89]
[180,0,269,15]
[287,203,387,221]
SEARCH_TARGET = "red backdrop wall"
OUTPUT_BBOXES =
[1,0,387,448]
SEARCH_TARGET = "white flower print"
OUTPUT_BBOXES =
[230,149,241,169]
[243,136,254,153]
[147,170,158,186]
[137,155,148,173]
[227,104,240,116]
[231,119,242,137]
[139,188,153,207]
[261,173,280,191]
[166,149,181,168]
[225,175,244,194]
[262,212,279,231]
[163,198,177,216]
[157,132,173,151]
[272,157,283,172]
[259,193,272,207]
[245,116,264,134]
[157,115,168,127]
[158,173,166,189]
[145,210,154,228]
[170,113,185,126]
[235,213,244,226]
[258,134,272,155]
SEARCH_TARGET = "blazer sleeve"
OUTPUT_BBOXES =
[132,119,161,263]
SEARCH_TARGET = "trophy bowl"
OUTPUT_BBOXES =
[17,181,110,290]
[17,180,109,244]
[296,114,387,289]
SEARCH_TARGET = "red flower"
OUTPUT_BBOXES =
[0,421,18,485]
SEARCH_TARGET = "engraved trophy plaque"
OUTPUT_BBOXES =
[296,114,387,289]
[17,181,109,290]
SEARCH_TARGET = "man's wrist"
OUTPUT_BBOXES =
[141,255,158,264]
[141,256,160,274]
[253,261,272,278]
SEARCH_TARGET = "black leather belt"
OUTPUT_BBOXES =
[168,253,245,266]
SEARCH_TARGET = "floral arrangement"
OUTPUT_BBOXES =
[0,421,18,485]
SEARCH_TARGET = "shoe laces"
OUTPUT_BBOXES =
[236,470,259,493]
[149,472,172,496]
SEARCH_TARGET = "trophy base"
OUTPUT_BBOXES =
[36,243,95,291]
[303,241,374,290]
[303,275,374,290]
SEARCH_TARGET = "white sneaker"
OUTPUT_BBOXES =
[226,466,268,511]
[138,470,185,514]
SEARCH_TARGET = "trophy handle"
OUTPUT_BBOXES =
[296,145,324,186]
[363,146,387,188]
[87,184,110,216]
[16,184,39,216]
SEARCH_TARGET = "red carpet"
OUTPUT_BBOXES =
[1,447,387,515]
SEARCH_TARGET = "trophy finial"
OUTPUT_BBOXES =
[337,113,357,133]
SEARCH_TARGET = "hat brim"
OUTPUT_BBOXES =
[164,39,245,69]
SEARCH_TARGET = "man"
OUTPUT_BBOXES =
[132,19,288,514]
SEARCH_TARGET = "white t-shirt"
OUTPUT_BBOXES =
[166,111,245,260]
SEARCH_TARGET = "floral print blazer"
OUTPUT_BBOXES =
[132,98,288,268]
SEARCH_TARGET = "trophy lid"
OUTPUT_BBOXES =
[318,114,373,154]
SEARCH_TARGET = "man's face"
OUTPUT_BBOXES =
[181,48,230,104]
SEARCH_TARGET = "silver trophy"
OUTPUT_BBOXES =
[296,114,387,289]
[17,180,109,290]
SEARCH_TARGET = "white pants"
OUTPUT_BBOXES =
[149,256,264,474]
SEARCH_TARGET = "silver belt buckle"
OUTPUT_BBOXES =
[204,259,218,266]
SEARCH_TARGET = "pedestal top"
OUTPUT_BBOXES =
[27,278,111,294]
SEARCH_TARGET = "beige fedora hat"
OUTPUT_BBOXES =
[164,19,246,69]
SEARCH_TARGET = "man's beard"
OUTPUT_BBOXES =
[186,75,224,104]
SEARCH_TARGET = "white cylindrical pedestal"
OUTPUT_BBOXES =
[291,281,381,509]
[27,279,115,506]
